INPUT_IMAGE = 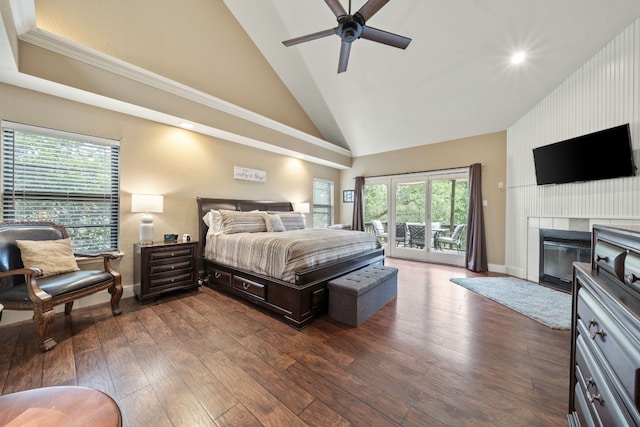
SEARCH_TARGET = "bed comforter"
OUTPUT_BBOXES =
[205,229,380,284]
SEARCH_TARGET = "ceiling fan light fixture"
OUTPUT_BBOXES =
[339,19,363,42]
[281,0,411,73]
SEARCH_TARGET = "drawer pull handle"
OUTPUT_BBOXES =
[588,319,606,340]
[171,266,175,270]
[596,255,609,262]
[214,272,222,279]
[242,282,250,290]
[627,273,639,283]
[586,390,603,405]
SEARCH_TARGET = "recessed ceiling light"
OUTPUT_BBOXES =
[179,122,194,130]
[511,51,526,65]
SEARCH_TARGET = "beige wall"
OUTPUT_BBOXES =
[33,0,324,141]
[0,82,339,294]
[340,132,507,267]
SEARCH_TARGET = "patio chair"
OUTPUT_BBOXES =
[436,224,466,252]
[395,222,408,246]
[407,223,426,248]
[371,220,388,243]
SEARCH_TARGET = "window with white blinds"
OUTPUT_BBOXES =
[312,178,334,228]
[1,121,120,253]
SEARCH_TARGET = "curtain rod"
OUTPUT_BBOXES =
[357,164,482,179]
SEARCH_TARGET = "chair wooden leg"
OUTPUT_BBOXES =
[64,301,74,314]
[109,282,123,316]
[33,304,57,352]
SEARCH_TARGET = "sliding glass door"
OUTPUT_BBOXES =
[364,169,468,265]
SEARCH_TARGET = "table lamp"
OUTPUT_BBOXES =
[131,194,163,244]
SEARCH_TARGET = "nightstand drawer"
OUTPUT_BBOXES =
[149,259,193,275]
[147,246,195,262]
[233,276,265,299]
[148,272,194,290]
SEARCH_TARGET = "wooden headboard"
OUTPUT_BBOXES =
[196,197,293,245]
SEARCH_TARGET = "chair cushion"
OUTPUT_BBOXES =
[0,270,114,302]
[16,238,80,278]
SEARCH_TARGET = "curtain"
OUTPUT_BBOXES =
[352,176,365,231]
[465,163,488,272]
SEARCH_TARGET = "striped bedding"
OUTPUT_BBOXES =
[205,229,380,284]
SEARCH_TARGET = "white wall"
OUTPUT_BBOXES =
[505,18,640,279]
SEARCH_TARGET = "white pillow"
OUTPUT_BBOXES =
[202,209,224,236]
[265,214,285,232]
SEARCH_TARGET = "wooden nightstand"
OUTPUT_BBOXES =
[133,240,199,302]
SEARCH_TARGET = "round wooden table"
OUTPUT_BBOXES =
[0,386,122,427]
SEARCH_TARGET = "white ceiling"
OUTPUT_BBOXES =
[224,0,640,157]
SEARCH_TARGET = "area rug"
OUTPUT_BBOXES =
[449,277,571,329]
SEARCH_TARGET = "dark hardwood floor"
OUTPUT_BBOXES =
[0,258,570,426]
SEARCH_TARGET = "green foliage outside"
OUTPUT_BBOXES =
[6,130,119,252]
[364,179,469,248]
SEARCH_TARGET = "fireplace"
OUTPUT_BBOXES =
[539,229,591,292]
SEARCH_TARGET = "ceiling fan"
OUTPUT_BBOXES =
[282,0,411,73]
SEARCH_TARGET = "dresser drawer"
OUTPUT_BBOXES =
[624,252,640,294]
[575,335,635,427]
[233,276,265,300]
[577,287,640,410]
[593,240,626,280]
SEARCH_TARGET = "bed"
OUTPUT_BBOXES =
[197,197,385,329]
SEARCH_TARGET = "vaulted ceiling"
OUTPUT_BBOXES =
[2,0,640,163]
[225,0,640,156]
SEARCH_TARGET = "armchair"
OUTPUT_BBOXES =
[0,222,122,351]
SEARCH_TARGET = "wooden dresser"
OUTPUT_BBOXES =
[133,241,199,302]
[569,225,640,426]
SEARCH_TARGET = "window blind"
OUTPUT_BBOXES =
[1,121,120,252]
[313,178,334,228]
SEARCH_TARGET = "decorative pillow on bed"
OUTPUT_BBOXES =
[202,209,224,236]
[220,210,267,234]
[264,214,285,232]
[16,238,80,278]
[275,211,306,230]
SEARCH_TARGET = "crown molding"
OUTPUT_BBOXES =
[18,28,351,158]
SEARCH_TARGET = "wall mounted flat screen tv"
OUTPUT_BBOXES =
[533,123,635,185]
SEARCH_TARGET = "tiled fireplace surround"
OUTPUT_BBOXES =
[526,217,640,284]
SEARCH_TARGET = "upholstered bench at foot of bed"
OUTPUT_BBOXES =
[328,265,398,327]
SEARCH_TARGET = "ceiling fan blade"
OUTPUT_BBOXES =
[282,28,337,47]
[355,0,390,22]
[324,0,348,18]
[338,40,352,73]
[361,26,411,49]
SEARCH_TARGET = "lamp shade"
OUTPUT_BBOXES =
[294,202,310,214]
[132,194,163,244]
[131,194,163,213]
